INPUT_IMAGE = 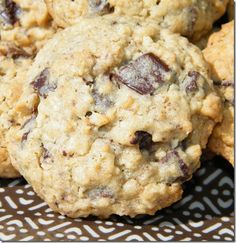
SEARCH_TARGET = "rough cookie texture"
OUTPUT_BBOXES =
[0,41,32,178]
[0,0,56,55]
[45,0,228,41]
[194,27,220,50]
[8,17,222,218]
[204,21,234,166]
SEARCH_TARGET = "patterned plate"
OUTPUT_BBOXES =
[0,157,234,241]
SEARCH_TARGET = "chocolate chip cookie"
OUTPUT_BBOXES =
[0,40,32,178]
[204,21,234,166]
[45,0,228,41]
[8,17,222,217]
[0,0,56,55]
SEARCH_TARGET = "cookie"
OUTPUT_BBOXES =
[45,0,228,41]
[203,21,234,166]
[194,27,220,50]
[227,0,234,20]
[0,0,56,55]
[8,17,222,218]
[0,41,32,178]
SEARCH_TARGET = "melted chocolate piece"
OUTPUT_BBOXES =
[89,0,113,15]
[92,89,112,111]
[182,71,199,93]
[0,0,19,25]
[31,68,57,98]
[130,131,154,150]
[88,187,114,199]
[7,46,31,59]
[112,53,170,95]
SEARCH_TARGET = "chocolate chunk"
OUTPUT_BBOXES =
[92,89,112,111]
[112,53,170,95]
[89,0,113,15]
[213,80,234,87]
[62,151,74,157]
[31,68,56,98]
[43,147,50,160]
[41,144,53,164]
[160,150,189,179]
[130,131,154,150]
[88,187,114,199]
[21,115,36,144]
[178,158,189,178]
[184,6,198,38]
[182,71,199,93]
[85,111,92,117]
[175,159,190,183]
[7,46,31,59]
[0,0,20,25]
[186,71,199,91]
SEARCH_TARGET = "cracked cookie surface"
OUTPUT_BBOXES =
[8,17,222,217]
[204,21,234,166]
[45,0,228,41]
[0,40,32,178]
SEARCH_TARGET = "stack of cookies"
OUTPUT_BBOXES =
[0,0,234,218]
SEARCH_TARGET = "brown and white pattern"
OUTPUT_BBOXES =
[0,158,234,241]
